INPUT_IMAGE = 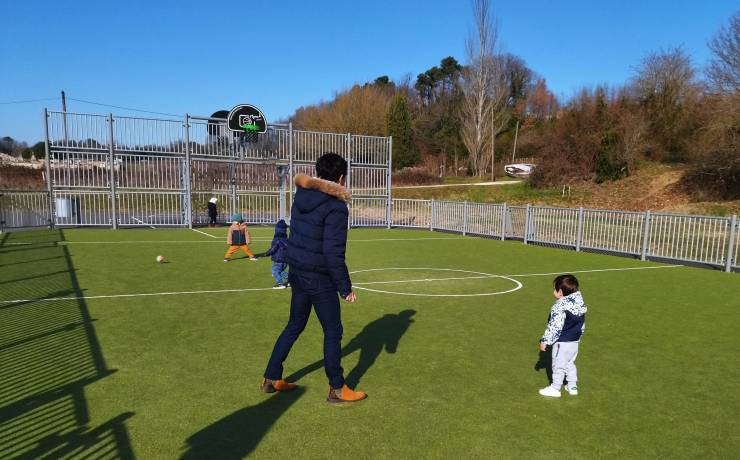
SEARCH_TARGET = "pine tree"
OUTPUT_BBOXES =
[386,93,418,170]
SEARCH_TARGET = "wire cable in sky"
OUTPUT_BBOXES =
[0,97,59,105]
[67,97,181,117]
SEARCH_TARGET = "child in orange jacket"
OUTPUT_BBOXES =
[223,213,258,262]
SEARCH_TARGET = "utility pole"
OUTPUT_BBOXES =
[511,119,520,161]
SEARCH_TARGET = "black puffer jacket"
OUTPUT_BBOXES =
[286,174,352,296]
[264,219,288,263]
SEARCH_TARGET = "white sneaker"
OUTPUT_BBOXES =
[538,386,561,398]
[566,385,578,396]
[250,257,258,261]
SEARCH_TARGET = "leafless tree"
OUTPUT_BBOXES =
[707,10,740,94]
[632,47,696,103]
[631,47,698,160]
[460,0,500,177]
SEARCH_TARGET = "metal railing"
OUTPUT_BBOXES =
[2,109,735,272]
[389,199,739,273]
[2,190,737,272]
[38,109,391,228]
[0,190,52,230]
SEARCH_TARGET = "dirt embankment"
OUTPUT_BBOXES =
[394,163,740,216]
[573,164,740,215]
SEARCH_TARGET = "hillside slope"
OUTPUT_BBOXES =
[393,163,740,216]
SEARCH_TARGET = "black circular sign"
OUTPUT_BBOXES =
[227,104,267,134]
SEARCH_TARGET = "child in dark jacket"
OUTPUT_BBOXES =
[264,219,289,289]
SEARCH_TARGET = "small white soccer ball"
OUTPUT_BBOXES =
[156,255,165,263]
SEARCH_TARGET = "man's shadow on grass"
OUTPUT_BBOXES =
[286,309,417,388]
[179,309,416,459]
[180,387,305,460]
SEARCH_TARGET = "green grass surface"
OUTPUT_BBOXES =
[1,227,739,459]
[394,180,577,205]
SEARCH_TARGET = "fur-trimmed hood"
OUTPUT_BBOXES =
[294,173,351,203]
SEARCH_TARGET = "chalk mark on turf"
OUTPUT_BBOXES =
[503,265,681,277]
[131,217,156,229]
[190,228,219,239]
[3,236,468,245]
[0,264,682,305]
[349,265,681,297]
[0,287,277,305]
[354,274,503,285]
[350,268,523,297]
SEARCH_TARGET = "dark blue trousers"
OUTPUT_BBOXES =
[264,270,345,389]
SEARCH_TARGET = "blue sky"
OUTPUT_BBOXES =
[1,0,737,143]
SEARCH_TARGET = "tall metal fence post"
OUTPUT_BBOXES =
[641,210,652,261]
[230,139,237,218]
[288,122,294,222]
[43,108,55,228]
[183,114,192,229]
[462,201,468,236]
[346,133,351,229]
[500,203,507,241]
[725,214,737,273]
[430,200,435,232]
[107,113,118,229]
[387,136,392,229]
[524,204,531,244]
[576,207,584,251]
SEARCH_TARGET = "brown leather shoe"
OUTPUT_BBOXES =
[261,378,297,393]
[327,384,367,403]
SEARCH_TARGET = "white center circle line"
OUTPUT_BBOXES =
[349,267,523,297]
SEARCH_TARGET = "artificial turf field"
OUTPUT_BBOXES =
[1,226,739,459]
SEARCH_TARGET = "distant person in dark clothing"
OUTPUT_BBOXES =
[207,197,218,227]
[261,152,366,404]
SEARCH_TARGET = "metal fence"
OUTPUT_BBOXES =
[2,111,737,273]
[38,109,391,228]
[389,199,739,273]
[2,190,738,272]
[0,190,52,230]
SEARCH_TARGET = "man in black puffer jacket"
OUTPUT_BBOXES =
[261,153,367,404]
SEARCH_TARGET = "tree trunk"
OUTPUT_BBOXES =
[491,132,496,182]
[511,119,520,161]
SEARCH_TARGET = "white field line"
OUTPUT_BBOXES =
[354,274,496,285]
[503,265,682,277]
[0,264,682,305]
[0,287,277,305]
[190,228,219,239]
[131,217,156,229]
[354,264,681,284]
[2,236,468,245]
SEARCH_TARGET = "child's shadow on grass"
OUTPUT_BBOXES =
[534,345,568,386]
[286,309,417,388]
[180,387,305,460]
[534,347,554,384]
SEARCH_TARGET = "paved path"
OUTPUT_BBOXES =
[393,180,522,189]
